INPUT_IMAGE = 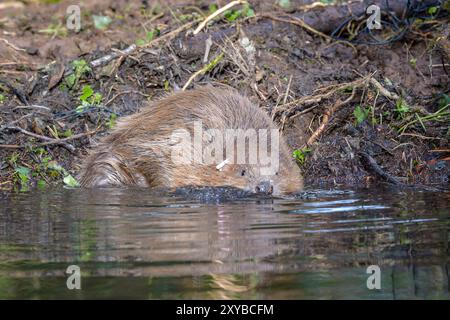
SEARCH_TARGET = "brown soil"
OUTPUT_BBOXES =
[0,0,449,191]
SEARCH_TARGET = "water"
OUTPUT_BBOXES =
[0,187,449,299]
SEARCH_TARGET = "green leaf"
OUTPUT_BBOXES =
[292,148,311,165]
[438,94,450,108]
[278,0,291,8]
[428,6,438,15]
[63,129,73,137]
[353,105,370,125]
[63,174,80,187]
[208,3,218,13]
[224,9,241,22]
[15,167,30,183]
[37,180,46,189]
[91,92,102,105]
[136,39,146,46]
[395,99,410,115]
[72,59,90,73]
[146,30,156,42]
[79,85,94,102]
[106,113,117,128]
[243,4,255,17]
[209,3,218,13]
[65,74,76,88]
[93,15,112,30]
[75,101,90,113]
[48,162,65,173]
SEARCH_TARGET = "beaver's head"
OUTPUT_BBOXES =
[217,162,302,196]
[175,157,302,196]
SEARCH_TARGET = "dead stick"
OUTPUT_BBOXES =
[359,152,402,185]
[260,14,332,41]
[143,19,202,48]
[193,0,245,35]
[5,126,76,152]
[306,89,356,146]
[38,130,97,147]
[90,44,137,68]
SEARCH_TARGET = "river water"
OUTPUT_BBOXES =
[0,187,448,299]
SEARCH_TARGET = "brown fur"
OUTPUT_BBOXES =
[78,87,303,195]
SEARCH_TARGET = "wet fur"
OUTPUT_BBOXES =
[78,87,303,195]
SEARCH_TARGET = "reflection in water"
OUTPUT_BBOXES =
[0,187,449,299]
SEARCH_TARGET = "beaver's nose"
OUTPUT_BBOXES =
[255,181,273,195]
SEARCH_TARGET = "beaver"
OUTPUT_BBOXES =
[78,86,303,195]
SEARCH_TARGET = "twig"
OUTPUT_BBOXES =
[4,126,75,152]
[400,133,443,140]
[275,76,368,117]
[105,90,150,106]
[260,14,332,41]
[38,130,97,147]
[0,79,29,105]
[0,38,26,52]
[142,19,201,49]
[193,0,245,35]
[0,128,98,151]
[182,53,224,90]
[369,78,400,101]
[0,144,21,149]
[0,113,34,132]
[13,105,51,112]
[283,75,293,105]
[203,35,213,64]
[90,44,137,68]
[306,88,356,146]
[359,152,402,185]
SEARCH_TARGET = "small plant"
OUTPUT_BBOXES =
[63,174,80,187]
[64,59,91,90]
[395,99,410,118]
[209,3,218,13]
[353,105,370,125]
[62,129,73,138]
[136,28,160,46]
[164,80,170,91]
[427,6,438,15]
[293,148,311,166]
[46,161,80,187]
[278,0,291,8]
[223,3,254,22]
[0,94,5,104]
[8,148,80,190]
[106,113,118,129]
[8,152,19,167]
[14,167,30,191]
[438,94,450,108]
[38,22,67,38]
[75,85,103,113]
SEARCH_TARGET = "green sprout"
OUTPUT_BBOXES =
[293,148,311,166]
[75,85,103,113]
[64,59,91,90]
[353,105,370,125]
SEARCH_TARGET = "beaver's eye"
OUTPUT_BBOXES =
[241,170,246,176]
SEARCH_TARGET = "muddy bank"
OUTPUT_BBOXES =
[0,0,449,191]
